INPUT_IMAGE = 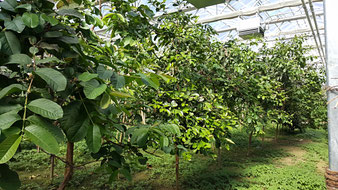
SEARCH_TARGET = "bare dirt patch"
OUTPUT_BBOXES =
[316,159,327,175]
[275,145,307,166]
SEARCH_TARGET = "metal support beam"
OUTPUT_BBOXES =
[216,11,324,33]
[197,0,323,24]
[325,0,338,172]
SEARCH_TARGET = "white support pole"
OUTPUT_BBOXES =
[325,1,338,188]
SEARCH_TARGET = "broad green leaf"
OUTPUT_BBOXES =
[36,57,63,64]
[40,14,58,26]
[81,79,107,99]
[16,4,31,11]
[5,16,25,33]
[139,73,159,90]
[37,42,59,51]
[22,13,39,28]
[0,13,10,21]
[57,9,83,19]
[111,73,125,89]
[0,164,21,190]
[24,124,59,154]
[109,91,133,98]
[58,36,79,44]
[78,72,98,82]
[0,111,21,130]
[0,104,22,115]
[27,98,63,120]
[67,118,90,142]
[100,93,111,109]
[35,68,67,92]
[44,31,63,38]
[97,65,113,80]
[0,0,17,12]
[59,101,89,142]
[0,31,20,55]
[119,169,132,181]
[0,134,21,164]
[27,115,64,143]
[0,84,25,99]
[7,54,32,65]
[130,128,148,147]
[86,124,101,153]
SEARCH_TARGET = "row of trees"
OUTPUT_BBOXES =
[0,0,326,189]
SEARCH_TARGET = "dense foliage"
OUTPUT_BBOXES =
[0,0,326,189]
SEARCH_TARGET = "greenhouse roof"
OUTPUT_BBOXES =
[98,0,325,64]
[157,0,325,64]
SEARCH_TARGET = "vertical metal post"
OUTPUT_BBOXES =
[325,0,338,172]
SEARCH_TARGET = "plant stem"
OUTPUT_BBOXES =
[175,144,179,190]
[58,142,74,190]
[21,77,34,133]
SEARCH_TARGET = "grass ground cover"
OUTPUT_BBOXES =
[11,128,328,190]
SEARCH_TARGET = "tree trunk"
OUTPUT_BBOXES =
[247,131,253,156]
[175,145,179,190]
[275,125,279,142]
[262,125,265,142]
[58,142,74,190]
[50,155,55,183]
[217,147,222,167]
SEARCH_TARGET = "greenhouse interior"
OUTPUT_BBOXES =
[0,0,337,189]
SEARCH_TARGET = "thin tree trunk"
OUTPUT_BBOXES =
[175,144,179,190]
[262,125,265,142]
[50,155,55,183]
[58,142,74,190]
[275,125,279,142]
[217,147,222,167]
[247,131,253,156]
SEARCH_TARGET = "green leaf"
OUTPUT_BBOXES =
[35,68,67,92]
[24,124,59,154]
[0,84,25,99]
[0,13,10,21]
[68,118,90,142]
[36,57,63,64]
[5,16,25,33]
[22,12,39,28]
[139,73,159,90]
[0,111,21,130]
[119,169,132,181]
[81,79,107,99]
[7,54,32,65]
[78,72,98,82]
[16,4,31,11]
[27,98,63,120]
[0,134,21,164]
[44,31,63,38]
[0,164,21,190]
[58,36,79,44]
[27,115,65,143]
[40,14,58,26]
[0,31,20,55]
[0,104,22,115]
[97,65,113,80]
[100,93,111,109]
[86,124,101,153]
[57,9,83,19]
[130,128,148,148]
[0,0,17,12]
[109,91,133,98]
[111,73,125,89]
[60,101,89,142]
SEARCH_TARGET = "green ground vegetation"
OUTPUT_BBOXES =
[11,128,328,190]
